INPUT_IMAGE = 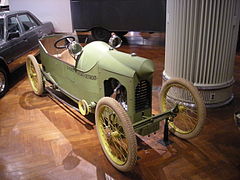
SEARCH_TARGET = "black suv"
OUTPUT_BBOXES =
[0,10,54,97]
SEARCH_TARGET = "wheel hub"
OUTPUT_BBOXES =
[105,128,120,140]
[178,104,186,112]
[105,128,112,140]
[111,131,120,138]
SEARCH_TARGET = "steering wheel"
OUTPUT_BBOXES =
[54,36,76,49]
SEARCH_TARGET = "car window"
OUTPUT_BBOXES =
[0,19,3,41]
[29,15,39,26]
[7,16,20,33]
[18,14,38,31]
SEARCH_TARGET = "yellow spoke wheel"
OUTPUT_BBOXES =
[26,55,44,95]
[160,78,206,139]
[95,97,137,172]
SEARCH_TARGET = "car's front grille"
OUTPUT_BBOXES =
[135,80,151,112]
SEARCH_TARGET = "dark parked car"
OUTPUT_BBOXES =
[0,10,54,97]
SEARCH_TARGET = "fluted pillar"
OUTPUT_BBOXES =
[164,0,240,107]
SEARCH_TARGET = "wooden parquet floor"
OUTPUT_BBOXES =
[0,33,240,180]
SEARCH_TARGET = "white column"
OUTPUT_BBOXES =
[164,0,240,107]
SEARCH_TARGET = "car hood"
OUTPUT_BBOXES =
[78,41,154,78]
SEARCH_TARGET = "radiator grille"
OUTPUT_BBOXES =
[135,80,151,112]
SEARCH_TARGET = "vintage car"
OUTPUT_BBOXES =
[26,34,206,172]
[0,10,54,97]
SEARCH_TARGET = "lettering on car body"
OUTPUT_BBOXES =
[67,66,97,80]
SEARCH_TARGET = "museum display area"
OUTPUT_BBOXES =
[0,0,240,179]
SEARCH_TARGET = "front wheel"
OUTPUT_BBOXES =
[159,78,206,139]
[26,55,44,95]
[95,97,137,172]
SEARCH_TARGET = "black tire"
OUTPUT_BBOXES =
[95,97,137,172]
[159,78,206,139]
[91,28,111,42]
[0,67,8,98]
[26,55,44,95]
[115,31,128,37]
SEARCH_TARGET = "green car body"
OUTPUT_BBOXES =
[38,34,155,135]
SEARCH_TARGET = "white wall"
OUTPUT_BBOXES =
[9,0,73,33]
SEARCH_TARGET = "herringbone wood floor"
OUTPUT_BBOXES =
[0,33,240,180]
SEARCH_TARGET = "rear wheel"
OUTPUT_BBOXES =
[0,67,8,98]
[95,97,137,172]
[159,78,206,139]
[26,55,44,95]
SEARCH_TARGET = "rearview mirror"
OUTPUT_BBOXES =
[7,31,20,40]
[109,33,122,49]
